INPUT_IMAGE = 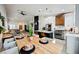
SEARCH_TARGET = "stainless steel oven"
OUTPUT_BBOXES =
[54,30,64,40]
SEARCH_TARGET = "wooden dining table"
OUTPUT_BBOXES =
[2,33,14,43]
[16,35,65,54]
[3,33,13,39]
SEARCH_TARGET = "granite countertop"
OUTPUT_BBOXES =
[65,32,79,37]
[35,30,53,33]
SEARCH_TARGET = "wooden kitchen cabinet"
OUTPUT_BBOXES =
[55,15,64,26]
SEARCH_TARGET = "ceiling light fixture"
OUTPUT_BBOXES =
[17,10,27,16]
[38,9,42,12]
[46,8,48,10]
[61,9,65,12]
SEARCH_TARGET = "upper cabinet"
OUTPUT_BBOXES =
[65,12,75,27]
[55,14,64,26]
[75,4,79,28]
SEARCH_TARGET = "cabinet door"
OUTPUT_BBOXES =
[67,36,79,54]
[55,15,64,26]
[65,13,75,27]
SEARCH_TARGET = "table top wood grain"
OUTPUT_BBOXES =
[16,36,65,54]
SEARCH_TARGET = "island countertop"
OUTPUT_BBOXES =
[35,30,53,33]
[65,32,79,37]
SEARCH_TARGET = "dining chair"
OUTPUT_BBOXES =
[0,47,19,54]
[3,41,17,50]
[4,38,15,43]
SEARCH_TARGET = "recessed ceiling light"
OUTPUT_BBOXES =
[46,8,48,10]
[38,9,42,12]
[61,9,65,12]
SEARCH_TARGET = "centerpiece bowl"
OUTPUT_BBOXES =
[39,37,49,44]
[19,44,35,54]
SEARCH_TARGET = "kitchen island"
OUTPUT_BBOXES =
[34,30,53,38]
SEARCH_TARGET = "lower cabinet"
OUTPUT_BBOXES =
[66,36,79,54]
[35,32,53,38]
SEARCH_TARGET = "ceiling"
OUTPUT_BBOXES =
[3,4,75,23]
[4,4,75,17]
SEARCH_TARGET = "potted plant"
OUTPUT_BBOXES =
[0,26,5,51]
[0,13,5,26]
[28,24,33,37]
[28,24,33,41]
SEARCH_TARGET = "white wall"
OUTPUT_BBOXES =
[8,15,34,29]
[39,16,55,30]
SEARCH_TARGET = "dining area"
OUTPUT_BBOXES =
[0,31,65,54]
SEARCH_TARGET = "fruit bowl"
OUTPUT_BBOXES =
[39,38,48,44]
[19,44,35,54]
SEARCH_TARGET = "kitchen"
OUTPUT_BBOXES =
[34,11,75,40]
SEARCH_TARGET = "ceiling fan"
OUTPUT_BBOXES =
[17,10,27,16]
